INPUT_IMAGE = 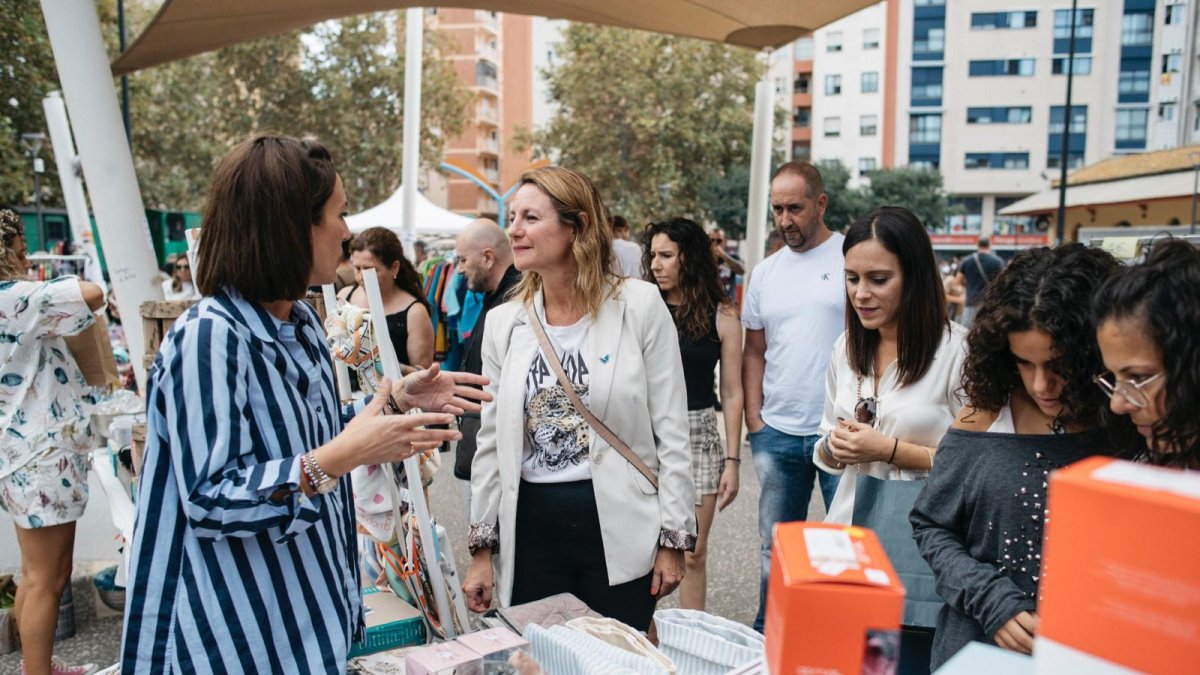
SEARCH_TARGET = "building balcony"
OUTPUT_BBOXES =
[475,75,499,93]
[477,42,499,63]
[475,10,499,32]
[479,136,500,156]
[476,102,499,126]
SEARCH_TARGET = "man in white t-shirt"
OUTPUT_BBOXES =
[742,161,846,632]
[611,215,644,278]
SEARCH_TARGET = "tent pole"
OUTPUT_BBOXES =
[42,92,102,283]
[401,7,424,260]
[39,0,162,391]
[744,65,775,273]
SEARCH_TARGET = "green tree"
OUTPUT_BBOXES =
[522,24,767,225]
[0,0,62,208]
[863,166,949,232]
[125,12,470,212]
[816,160,869,232]
[699,165,749,239]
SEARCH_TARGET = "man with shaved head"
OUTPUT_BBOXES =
[454,218,520,493]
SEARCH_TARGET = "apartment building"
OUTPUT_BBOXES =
[428,9,534,218]
[795,0,1200,239]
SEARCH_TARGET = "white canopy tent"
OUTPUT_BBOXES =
[346,187,472,236]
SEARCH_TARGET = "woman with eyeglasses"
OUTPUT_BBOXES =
[1094,239,1200,468]
[910,244,1139,669]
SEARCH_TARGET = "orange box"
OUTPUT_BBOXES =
[765,522,904,675]
[1035,457,1200,675]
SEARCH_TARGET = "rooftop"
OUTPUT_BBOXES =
[1057,144,1200,187]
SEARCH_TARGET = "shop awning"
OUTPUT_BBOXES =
[112,0,875,75]
[999,171,1198,216]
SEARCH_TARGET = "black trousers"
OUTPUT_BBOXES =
[510,479,657,631]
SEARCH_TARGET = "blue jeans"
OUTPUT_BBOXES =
[750,424,841,633]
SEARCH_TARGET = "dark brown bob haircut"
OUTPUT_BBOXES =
[196,135,337,302]
[843,206,948,387]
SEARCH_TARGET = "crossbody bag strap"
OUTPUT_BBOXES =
[525,304,659,489]
[971,252,993,284]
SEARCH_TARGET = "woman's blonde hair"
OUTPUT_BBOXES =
[0,209,27,281]
[511,167,619,317]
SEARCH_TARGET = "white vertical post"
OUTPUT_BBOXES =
[42,92,101,283]
[39,0,162,392]
[745,73,776,274]
[320,284,354,403]
[361,269,459,638]
[401,7,424,259]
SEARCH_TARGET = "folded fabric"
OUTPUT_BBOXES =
[525,624,670,675]
[653,608,765,675]
[495,592,602,635]
[565,616,675,673]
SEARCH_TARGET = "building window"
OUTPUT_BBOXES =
[858,157,878,174]
[861,71,879,93]
[1052,57,1092,75]
[969,59,1036,77]
[1159,102,1177,121]
[825,74,842,95]
[913,27,945,54]
[860,115,878,136]
[1166,4,1186,25]
[971,11,1037,30]
[863,29,881,49]
[1122,12,1155,46]
[794,37,815,61]
[1049,106,1087,135]
[910,114,941,144]
[1115,108,1149,145]
[1054,9,1094,40]
[966,153,1030,170]
[913,0,945,5]
[825,117,841,137]
[911,67,943,103]
[827,32,843,52]
[1119,64,1152,97]
[794,107,811,127]
[792,142,811,160]
[967,107,1033,124]
[476,61,497,89]
[1163,53,1183,74]
[1047,153,1086,170]
[795,73,811,94]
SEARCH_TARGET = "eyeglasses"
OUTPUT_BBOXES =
[854,397,877,426]
[710,238,724,244]
[1092,371,1164,408]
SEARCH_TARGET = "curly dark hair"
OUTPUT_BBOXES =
[641,217,732,341]
[1093,239,1200,467]
[962,244,1126,431]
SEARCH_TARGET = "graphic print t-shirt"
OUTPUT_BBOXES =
[523,314,592,483]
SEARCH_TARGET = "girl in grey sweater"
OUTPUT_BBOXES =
[911,245,1140,670]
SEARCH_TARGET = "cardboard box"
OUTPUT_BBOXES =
[1035,457,1200,675]
[347,586,425,658]
[405,640,482,675]
[455,626,528,667]
[765,522,904,675]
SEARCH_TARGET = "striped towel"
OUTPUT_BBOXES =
[525,624,670,675]
[653,608,765,675]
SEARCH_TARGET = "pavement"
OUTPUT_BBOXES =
[1,436,827,671]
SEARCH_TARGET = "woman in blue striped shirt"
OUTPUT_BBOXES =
[120,136,489,674]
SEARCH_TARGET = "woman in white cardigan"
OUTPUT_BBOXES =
[462,167,695,630]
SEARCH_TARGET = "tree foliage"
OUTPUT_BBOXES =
[124,11,470,212]
[0,0,62,208]
[816,161,948,233]
[1,6,469,213]
[522,24,767,227]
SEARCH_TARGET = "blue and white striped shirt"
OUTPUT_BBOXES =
[121,290,364,674]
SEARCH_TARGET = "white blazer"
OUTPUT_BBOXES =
[470,279,696,606]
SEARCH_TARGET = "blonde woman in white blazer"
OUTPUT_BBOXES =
[462,167,695,630]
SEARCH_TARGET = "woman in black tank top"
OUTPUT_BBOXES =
[643,217,745,612]
[340,226,433,369]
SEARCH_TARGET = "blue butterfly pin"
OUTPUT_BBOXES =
[600,354,610,363]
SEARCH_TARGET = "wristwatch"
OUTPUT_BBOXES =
[301,452,338,495]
